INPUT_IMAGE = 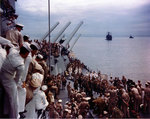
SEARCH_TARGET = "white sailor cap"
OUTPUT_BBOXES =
[103,111,108,115]
[83,97,91,101]
[16,23,24,28]
[41,85,48,91]
[58,99,62,103]
[64,109,71,113]
[32,73,44,82]
[24,35,30,39]
[37,54,43,59]
[31,42,40,50]
[23,42,31,52]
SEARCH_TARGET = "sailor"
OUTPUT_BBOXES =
[17,42,31,118]
[25,73,46,118]
[0,45,30,118]
[23,35,30,43]
[78,97,90,118]
[130,85,142,112]
[0,36,12,70]
[26,51,44,84]
[35,85,49,118]
[67,82,72,98]
[18,42,39,115]
[55,99,63,116]
[49,101,60,118]
[38,55,48,82]
[121,89,130,117]
[143,83,150,113]
[6,23,24,47]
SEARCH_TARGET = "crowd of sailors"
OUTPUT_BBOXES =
[0,22,150,119]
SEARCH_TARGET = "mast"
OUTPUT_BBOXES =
[63,21,83,47]
[51,22,71,43]
[69,34,81,51]
[48,0,51,74]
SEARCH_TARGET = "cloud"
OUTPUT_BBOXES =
[16,0,150,37]
[17,0,150,15]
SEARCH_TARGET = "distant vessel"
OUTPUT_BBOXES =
[129,35,134,39]
[106,32,112,40]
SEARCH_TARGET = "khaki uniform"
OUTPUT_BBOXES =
[26,59,44,84]
[122,91,130,117]
[55,102,63,116]
[143,87,150,113]
[131,87,142,112]
[6,28,23,47]
[78,101,89,117]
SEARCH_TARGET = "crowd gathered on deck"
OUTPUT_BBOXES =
[0,20,150,119]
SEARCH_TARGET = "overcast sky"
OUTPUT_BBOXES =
[16,0,150,39]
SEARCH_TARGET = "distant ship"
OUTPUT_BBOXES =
[106,32,112,40]
[129,35,134,39]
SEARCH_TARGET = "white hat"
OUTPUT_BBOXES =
[58,99,62,103]
[78,115,83,119]
[32,73,43,82]
[83,97,91,101]
[103,111,108,115]
[37,54,43,59]
[23,42,31,52]
[31,42,40,50]
[16,23,24,28]
[64,109,71,113]
[41,85,48,91]
[30,78,42,88]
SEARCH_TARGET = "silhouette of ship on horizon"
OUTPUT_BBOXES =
[106,32,112,40]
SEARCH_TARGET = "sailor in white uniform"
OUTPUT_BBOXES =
[0,45,30,118]
[25,73,48,118]
[17,42,39,114]
[0,37,12,67]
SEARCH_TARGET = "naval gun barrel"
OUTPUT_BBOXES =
[69,34,81,51]
[41,22,59,41]
[63,21,83,47]
[52,22,71,43]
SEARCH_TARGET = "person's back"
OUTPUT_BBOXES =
[1,49,24,78]
[0,45,30,118]
[6,23,24,47]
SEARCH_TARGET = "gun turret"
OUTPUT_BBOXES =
[63,21,83,47]
[51,22,71,43]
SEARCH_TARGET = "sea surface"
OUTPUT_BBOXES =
[72,36,150,84]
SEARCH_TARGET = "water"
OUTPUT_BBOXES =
[73,36,150,84]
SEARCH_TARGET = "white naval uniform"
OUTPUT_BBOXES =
[18,53,32,112]
[0,47,6,71]
[0,51,25,118]
[25,88,49,118]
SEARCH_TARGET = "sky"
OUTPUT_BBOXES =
[16,0,150,39]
